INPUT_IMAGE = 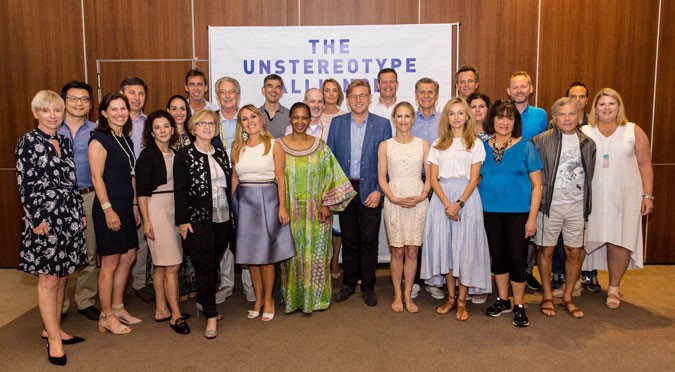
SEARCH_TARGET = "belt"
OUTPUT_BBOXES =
[79,187,95,194]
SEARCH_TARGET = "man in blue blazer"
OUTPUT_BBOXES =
[327,79,393,306]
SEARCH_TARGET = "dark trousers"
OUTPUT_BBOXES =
[484,212,529,283]
[183,220,232,319]
[339,183,381,292]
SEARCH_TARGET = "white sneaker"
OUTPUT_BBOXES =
[471,293,488,304]
[215,288,227,304]
[411,284,421,299]
[425,285,445,300]
[244,287,256,302]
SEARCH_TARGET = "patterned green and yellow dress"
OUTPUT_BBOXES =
[279,137,355,313]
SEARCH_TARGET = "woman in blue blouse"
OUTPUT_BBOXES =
[479,100,542,328]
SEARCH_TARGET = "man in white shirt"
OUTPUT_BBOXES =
[284,88,327,140]
[370,68,400,134]
[185,68,219,113]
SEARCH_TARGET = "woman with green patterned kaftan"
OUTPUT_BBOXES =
[279,103,355,313]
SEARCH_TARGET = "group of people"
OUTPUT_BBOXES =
[16,65,653,366]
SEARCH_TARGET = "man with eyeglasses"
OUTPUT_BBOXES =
[259,74,289,138]
[370,68,400,134]
[57,81,100,320]
[455,64,480,99]
[328,79,392,307]
[211,76,255,305]
[119,76,155,302]
[185,68,219,114]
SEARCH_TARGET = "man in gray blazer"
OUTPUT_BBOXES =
[327,79,392,306]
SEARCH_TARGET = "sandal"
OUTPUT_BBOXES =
[436,298,456,315]
[540,298,557,317]
[404,298,419,314]
[562,300,584,319]
[391,296,403,313]
[455,300,469,321]
[606,286,621,310]
[98,312,132,335]
[112,304,142,325]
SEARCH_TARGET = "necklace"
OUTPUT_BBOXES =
[112,133,136,176]
[491,136,512,164]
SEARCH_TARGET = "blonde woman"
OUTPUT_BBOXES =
[231,104,294,322]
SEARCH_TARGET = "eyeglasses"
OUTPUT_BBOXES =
[66,96,91,104]
[195,121,217,127]
[348,93,370,101]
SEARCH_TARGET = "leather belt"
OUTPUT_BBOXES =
[79,187,95,194]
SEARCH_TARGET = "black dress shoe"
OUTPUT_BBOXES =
[47,344,67,366]
[363,291,378,307]
[334,286,355,302]
[170,318,191,335]
[155,313,191,322]
[77,306,101,321]
[42,335,85,345]
[135,288,154,302]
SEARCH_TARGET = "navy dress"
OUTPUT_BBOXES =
[90,130,138,256]
[16,128,86,277]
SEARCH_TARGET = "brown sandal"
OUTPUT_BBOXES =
[436,298,456,315]
[540,298,557,317]
[562,300,584,319]
[455,300,469,321]
[404,298,419,314]
[391,296,403,313]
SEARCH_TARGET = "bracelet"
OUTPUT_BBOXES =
[101,202,112,210]
[642,194,655,200]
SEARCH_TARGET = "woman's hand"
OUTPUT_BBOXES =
[133,205,141,225]
[81,217,87,230]
[32,221,50,236]
[318,206,331,223]
[144,221,155,240]
[390,195,415,208]
[445,203,460,220]
[278,207,290,225]
[179,223,193,240]
[524,217,537,238]
[104,209,121,232]
[641,198,654,216]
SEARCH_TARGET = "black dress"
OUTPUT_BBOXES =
[90,130,138,256]
[15,128,86,277]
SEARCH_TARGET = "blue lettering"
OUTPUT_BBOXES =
[406,58,416,72]
[362,58,372,73]
[323,39,335,54]
[318,59,329,74]
[339,39,350,54]
[308,39,319,54]
[391,59,402,69]
[304,59,314,74]
[291,79,301,94]
[376,59,387,70]
[274,60,285,74]
[260,60,271,75]
[243,60,254,74]
[347,59,358,73]
[334,59,343,74]
[288,59,300,74]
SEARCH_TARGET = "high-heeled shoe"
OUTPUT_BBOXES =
[98,312,132,335]
[41,335,85,345]
[247,310,260,319]
[204,329,218,339]
[196,303,224,321]
[46,344,67,366]
[111,304,142,325]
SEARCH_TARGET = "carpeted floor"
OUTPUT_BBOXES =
[1,266,674,371]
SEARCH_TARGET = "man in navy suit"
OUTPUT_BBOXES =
[327,79,393,306]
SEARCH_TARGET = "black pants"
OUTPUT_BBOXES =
[183,220,232,318]
[483,212,529,283]
[338,183,382,292]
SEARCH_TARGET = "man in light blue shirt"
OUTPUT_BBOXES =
[411,77,440,145]
[57,81,100,320]
[507,71,548,141]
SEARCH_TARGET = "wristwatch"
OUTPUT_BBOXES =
[456,199,465,208]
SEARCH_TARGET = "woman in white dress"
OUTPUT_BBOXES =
[581,88,653,309]
[378,102,430,314]
[420,98,491,321]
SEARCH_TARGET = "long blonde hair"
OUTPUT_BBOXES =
[435,98,477,151]
[588,87,629,127]
[231,104,273,164]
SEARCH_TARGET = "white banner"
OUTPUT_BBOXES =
[208,24,454,112]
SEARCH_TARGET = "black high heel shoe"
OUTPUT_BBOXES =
[46,344,67,366]
[41,334,85,345]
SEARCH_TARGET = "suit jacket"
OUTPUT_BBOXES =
[327,112,392,204]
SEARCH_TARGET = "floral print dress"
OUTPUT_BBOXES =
[15,128,86,277]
